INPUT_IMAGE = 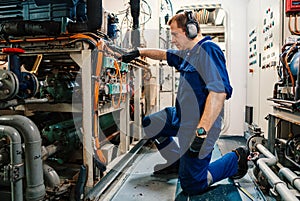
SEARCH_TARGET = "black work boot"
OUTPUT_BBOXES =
[230,146,250,179]
[153,161,179,175]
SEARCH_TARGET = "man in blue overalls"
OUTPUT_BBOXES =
[121,11,249,195]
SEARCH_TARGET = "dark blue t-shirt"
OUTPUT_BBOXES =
[166,36,233,129]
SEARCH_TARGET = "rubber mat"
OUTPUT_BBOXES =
[217,136,247,155]
[175,183,242,201]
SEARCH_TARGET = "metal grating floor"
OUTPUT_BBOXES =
[100,136,266,201]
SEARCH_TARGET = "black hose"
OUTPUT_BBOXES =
[130,0,140,30]
[295,50,300,100]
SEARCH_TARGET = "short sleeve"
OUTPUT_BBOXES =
[166,49,188,70]
[195,42,232,99]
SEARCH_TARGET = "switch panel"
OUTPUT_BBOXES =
[286,0,300,14]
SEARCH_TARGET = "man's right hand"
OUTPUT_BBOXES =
[120,49,140,63]
[188,137,205,158]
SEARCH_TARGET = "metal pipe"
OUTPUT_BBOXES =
[256,144,299,201]
[0,98,49,109]
[279,167,300,192]
[0,115,45,201]
[41,144,59,160]
[0,21,61,36]
[43,164,60,189]
[130,0,140,29]
[0,126,23,201]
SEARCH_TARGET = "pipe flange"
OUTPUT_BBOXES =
[247,135,267,152]
[16,72,39,99]
[0,69,19,101]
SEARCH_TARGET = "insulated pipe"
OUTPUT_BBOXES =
[279,167,300,192]
[130,0,141,48]
[0,115,45,201]
[87,0,102,32]
[130,0,140,29]
[0,126,23,201]
[0,98,49,109]
[256,144,299,201]
[41,144,59,160]
[43,164,60,189]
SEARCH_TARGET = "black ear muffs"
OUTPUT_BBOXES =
[185,11,199,39]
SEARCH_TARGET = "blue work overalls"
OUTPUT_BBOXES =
[143,36,238,195]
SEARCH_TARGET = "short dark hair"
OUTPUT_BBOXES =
[167,12,200,34]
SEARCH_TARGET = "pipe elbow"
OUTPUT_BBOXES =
[43,164,60,189]
[0,115,41,142]
[0,126,22,143]
[256,144,278,166]
[258,156,277,166]
[0,115,45,201]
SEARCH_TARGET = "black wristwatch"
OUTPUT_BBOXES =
[195,127,207,138]
[189,127,207,157]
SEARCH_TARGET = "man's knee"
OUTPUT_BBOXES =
[142,116,151,127]
[142,116,156,139]
[180,172,213,195]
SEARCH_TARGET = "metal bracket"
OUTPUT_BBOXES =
[9,163,24,182]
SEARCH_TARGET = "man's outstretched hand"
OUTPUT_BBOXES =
[119,49,140,63]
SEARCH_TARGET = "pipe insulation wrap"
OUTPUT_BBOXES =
[0,115,45,201]
[256,144,299,201]
[0,125,23,201]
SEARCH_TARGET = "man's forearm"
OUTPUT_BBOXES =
[139,48,167,60]
[197,91,226,132]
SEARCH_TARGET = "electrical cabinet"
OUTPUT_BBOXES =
[246,0,282,135]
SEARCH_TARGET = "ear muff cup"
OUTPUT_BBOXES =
[185,11,199,39]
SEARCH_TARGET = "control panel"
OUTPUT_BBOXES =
[248,28,258,71]
[261,7,277,69]
[286,0,300,14]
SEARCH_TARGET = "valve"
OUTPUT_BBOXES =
[1,47,39,100]
[0,70,19,101]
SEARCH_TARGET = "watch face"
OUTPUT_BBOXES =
[197,127,206,135]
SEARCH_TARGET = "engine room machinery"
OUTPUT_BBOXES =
[244,1,300,200]
[0,0,150,200]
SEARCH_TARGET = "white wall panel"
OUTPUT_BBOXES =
[245,0,281,137]
[221,0,248,135]
[246,0,261,126]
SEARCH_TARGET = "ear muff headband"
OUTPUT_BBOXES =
[185,11,199,39]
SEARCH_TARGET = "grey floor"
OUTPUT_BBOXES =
[101,136,266,201]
